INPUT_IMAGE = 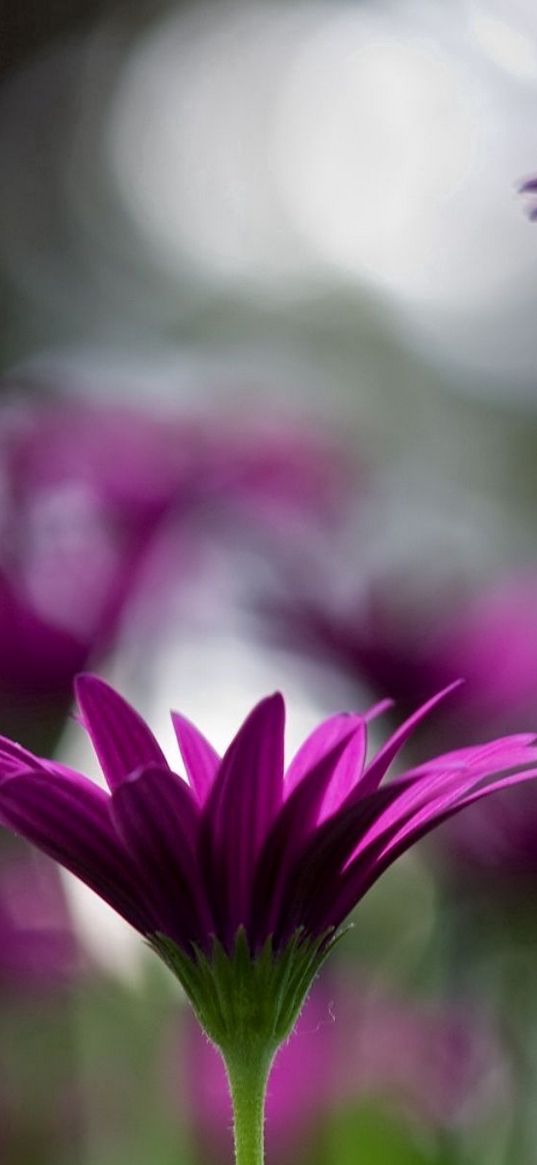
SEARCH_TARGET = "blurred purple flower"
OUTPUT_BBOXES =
[273,574,537,743]
[0,840,80,990]
[0,394,350,709]
[438,576,537,737]
[0,397,195,703]
[0,839,84,1164]
[270,574,537,885]
[268,589,449,719]
[432,576,537,883]
[178,975,504,1162]
[0,674,536,958]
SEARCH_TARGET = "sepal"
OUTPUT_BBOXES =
[150,925,344,1055]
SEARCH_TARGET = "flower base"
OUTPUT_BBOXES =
[150,927,342,1165]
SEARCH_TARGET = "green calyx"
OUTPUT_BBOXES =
[150,927,345,1165]
[150,926,340,1057]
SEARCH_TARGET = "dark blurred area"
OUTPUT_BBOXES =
[0,0,147,77]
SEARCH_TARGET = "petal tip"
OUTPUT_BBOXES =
[74,672,114,714]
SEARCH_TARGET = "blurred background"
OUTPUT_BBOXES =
[2,0,537,1162]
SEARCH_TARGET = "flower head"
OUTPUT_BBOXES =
[0,674,535,963]
[0,674,534,1164]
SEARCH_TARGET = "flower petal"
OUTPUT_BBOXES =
[0,736,50,776]
[201,693,285,944]
[319,764,537,934]
[0,768,151,934]
[75,674,169,790]
[400,734,537,778]
[356,740,537,860]
[364,698,394,721]
[284,730,537,938]
[274,779,413,944]
[357,681,463,797]
[171,712,220,804]
[374,760,537,866]
[285,713,367,821]
[111,765,212,949]
[250,727,363,948]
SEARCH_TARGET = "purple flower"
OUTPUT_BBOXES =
[0,674,535,960]
[267,591,450,721]
[0,675,533,1165]
[0,840,80,990]
[272,574,537,745]
[0,397,193,702]
[0,395,349,708]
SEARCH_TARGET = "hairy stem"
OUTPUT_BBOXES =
[225,1046,274,1165]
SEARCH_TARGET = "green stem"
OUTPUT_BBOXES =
[225,1046,274,1165]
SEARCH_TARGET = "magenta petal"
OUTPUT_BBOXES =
[0,736,102,783]
[401,734,537,778]
[436,766,537,815]
[285,728,537,937]
[0,737,51,776]
[171,712,220,804]
[323,765,537,934]
[111,765,212,948]
[360,768,537,916]
[376,756,537,862]
[202,694,285,943]
[251,728,362,948]
[285,713,367,820]
[75,674,169,791]
[0,768,152,934]
[352,742,537,863]
[275,780,412,944]
[357,681,463,797]
[364,698,394,721]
